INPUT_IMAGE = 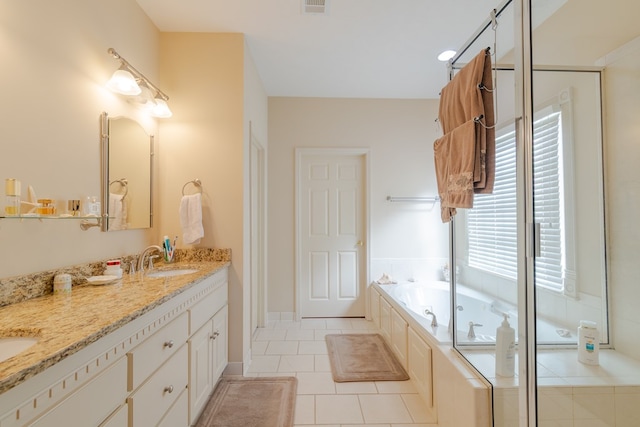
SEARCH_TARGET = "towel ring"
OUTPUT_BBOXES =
[182,179,203,196]
[109,178,128,197]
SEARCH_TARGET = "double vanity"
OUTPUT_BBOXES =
[0,249,230,426]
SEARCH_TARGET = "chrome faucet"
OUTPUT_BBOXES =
[467,321,482,339]
[424,309,438,328]
[137,245,163,272]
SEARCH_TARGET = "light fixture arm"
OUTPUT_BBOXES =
[107,48,169,101]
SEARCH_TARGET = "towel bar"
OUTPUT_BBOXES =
[182,178,203,195]
[109,178,128,197]
[386,196,440,203]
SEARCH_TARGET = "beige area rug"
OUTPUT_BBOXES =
[325,333,410,382]
[195,376,297,427]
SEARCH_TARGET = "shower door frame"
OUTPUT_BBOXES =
[446,0,538,425]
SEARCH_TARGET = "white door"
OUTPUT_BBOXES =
[296,149,367,317]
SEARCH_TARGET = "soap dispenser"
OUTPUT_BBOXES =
[495,313,516,377]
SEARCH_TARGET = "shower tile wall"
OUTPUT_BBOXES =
[370,258,448,283]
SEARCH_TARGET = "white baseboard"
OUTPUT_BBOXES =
[267,311,295,321]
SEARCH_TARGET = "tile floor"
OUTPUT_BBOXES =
[247,318,436,427]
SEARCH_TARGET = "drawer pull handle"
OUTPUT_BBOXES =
[213,331,220,338]
[164,385,174,394]
[163,340,174,349]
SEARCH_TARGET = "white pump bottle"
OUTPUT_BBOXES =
[495,313,516,377]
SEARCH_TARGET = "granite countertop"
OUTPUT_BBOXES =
[0,260,229,394]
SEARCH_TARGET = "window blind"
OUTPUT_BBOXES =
[467,126,518,279]
[532,112,563,291]
[467,111,564,291]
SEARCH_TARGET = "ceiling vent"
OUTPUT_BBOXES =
[302,0,328,15]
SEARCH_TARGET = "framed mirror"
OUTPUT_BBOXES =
[100,112,153,231]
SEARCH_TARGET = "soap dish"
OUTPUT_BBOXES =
[86,275,120,286]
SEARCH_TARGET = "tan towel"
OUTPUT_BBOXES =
[434,120,478,222]
[437,49,495,194]
[476,50,495,194]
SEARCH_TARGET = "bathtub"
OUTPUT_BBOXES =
[384,281,575,345]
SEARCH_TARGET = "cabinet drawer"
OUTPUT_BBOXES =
[99,403,128,427]
[127,311,188,391]
[189,282,228,335]
[30,357,127,427]
[157,387,188,427]
[128,344,188,427]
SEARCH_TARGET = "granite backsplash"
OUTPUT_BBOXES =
[0,248,231,307]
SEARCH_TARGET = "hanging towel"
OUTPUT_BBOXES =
[179,193,204,245]
[108,193,128,230]
[434,119,478,222]
[476,49,495,194]
[433,48,496,222]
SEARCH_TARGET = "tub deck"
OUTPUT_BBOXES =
[375,280,640,426]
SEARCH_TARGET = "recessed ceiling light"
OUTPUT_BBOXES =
[437,50,457,62]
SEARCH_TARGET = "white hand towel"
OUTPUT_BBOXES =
[109,193,127,230]
[179,193,204,245]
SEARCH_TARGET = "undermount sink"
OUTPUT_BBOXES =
[0,336,39,363]
[146,268,199,278]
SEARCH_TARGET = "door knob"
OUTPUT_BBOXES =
[356,241,364,246]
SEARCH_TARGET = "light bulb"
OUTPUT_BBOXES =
[151,98,172,118]
[437,50,457,62]
[106,69,141,96]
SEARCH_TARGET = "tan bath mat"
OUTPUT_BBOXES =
[325,333,409,382]
[195,376,297,427]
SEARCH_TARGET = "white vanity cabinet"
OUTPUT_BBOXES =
[188,279,228,424]
[0,266,229,427]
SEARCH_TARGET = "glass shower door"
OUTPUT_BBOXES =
[528,0,638,425]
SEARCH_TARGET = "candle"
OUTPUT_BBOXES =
[5,178,21,196]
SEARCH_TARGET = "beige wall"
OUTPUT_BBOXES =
[158,32,268,368]
[267,97,449,315]
[0,0,159,277]
[0,3,268,369]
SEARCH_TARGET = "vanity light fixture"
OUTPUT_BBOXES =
[106,48,172,118]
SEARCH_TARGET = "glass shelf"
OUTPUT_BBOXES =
[0,215,105,230]
[0,215,103,220]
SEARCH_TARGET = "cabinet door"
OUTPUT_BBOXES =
[211,305,228,382]
[189,321,214,424]
[379,298,391,343]
[370,288,380,328]
[408,327,434,410]
[390,308,408,369]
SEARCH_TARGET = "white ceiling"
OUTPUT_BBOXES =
[135,0,501,99]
